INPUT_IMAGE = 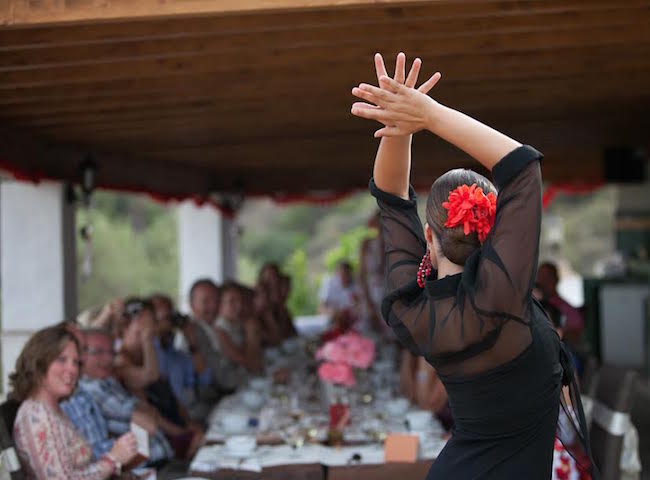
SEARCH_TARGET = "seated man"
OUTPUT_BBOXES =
[115,300,205,457]
[319,262,360,339]
[150,293,216,422]
[115,298,160,392]
[213,283,263,387]
[68,328,173,465]
[536,261,585,345]
[181,279,235,394]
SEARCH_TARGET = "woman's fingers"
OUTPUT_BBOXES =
[374,125,403,138]
[378,75,403,94]
[351,103,390,122]
[374,53,388,84]
[418,72,442,94]
[352,83,394,105]
[351,101,380,111]
[405,58,422,89]
[394,52,406,84]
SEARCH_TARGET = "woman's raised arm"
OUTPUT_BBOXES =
[352,69,519,171]
[361,53,440,199]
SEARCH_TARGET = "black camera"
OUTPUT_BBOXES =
[124,300,145,319]
[171,311,190,328]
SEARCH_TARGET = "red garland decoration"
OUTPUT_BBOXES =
[442,184,497,243]
[417,251,433,288]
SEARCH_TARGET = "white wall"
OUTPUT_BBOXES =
[1,180,76,393]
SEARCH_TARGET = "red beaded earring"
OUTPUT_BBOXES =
[417,250,433,288]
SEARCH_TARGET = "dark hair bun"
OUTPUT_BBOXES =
[426,169,496,265]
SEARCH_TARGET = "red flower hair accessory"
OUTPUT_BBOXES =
[442,184,497,243]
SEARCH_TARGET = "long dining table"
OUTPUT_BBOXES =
[188,337,446,479]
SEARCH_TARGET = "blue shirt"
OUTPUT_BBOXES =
[77,375,174,463]
[154,339,212,407]
[61,389,113,460]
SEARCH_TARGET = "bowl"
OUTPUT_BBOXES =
[265,348,281,362]
[386,398,410,416]
[241,389,265,410]
[406,410,433,431]
[249,377,271,391]
[281,338,301,354]
[224,435,256,457]
[222,412,249,433]
[373,359,394,373]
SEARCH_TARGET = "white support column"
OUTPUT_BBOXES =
[1,180,77,394]
[177,202,237,311]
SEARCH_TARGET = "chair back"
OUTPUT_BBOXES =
[0,399,20,436]
[590,366,638,480]
[0,399,24,480]
[580,354,600,397]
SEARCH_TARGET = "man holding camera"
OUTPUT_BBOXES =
[150,294,216,422]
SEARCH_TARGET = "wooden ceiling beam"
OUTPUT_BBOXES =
[3,27,650,89]
[2,7,647,68]
[2,0,643,38]
[1,40,648,91]
[2,68,648,119]
[5,80,648,131]
[2,59,649,106]
[1,0,439,26]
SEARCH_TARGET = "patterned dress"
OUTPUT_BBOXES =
[13,399,109,479]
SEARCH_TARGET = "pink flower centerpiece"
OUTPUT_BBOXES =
[315,331,376,386]
[317,362,356,387]
[315,331,376,435]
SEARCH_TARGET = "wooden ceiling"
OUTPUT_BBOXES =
[1,0,649,198]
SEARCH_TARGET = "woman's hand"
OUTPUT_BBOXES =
[352,54,442,137]
[110,432,138,465]
[373,52,422,91]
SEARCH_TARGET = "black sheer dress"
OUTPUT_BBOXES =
[371,146,594,479]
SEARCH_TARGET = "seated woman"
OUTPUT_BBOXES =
[114,298,160,392]
[254,284,283,347]
[277,275,298,337]
[214,283,263,383]
[117,299,204,459]
[10,323,137,479]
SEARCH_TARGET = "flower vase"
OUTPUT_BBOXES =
[320,381,350,443]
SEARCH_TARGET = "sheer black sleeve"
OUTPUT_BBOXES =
[369,181,428,356]
[371,145,544,374]
[472,145,544,320]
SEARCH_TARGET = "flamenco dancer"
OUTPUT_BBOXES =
[351,53,596,479]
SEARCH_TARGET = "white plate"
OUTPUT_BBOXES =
[223,449,254,459]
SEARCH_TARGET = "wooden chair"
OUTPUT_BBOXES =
[580,354,600,397]
[590,366,638,480]
[0,399,23,480]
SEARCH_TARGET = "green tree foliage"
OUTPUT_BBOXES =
[283,249,318,316]
[77,191,178,311]
[323,226,376,273]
